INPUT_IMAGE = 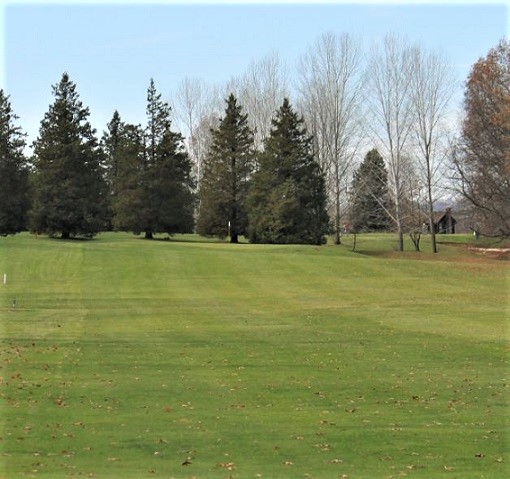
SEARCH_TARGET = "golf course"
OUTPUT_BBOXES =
[0,232,508,478]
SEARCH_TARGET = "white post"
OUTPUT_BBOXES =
[3,273,6,285]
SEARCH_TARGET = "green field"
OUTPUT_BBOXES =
[0,232,508,478]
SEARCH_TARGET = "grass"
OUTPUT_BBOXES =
[0,232,508,478]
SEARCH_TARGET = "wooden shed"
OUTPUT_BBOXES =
[434,208,456,234]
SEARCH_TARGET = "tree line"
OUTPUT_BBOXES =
[0,75,329,244]
[1,34,508,249]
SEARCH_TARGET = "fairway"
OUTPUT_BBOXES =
[1,233,508,478]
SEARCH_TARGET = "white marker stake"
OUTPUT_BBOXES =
[3,273,6,285]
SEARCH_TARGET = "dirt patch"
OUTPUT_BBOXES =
[467,246,510,260]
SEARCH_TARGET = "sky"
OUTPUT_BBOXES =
[1,0,508,152]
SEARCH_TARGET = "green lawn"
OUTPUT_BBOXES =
[0,232,508,478]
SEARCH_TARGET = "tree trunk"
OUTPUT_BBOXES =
[230,157,239,245]
[61,231,70,240]
[425,151,437,253]
[334,177,341,245]
[145,231,153,239]
[428,205,438,254]
[398,229,404,252]
[395,195,404,252]
[409,231,421,251]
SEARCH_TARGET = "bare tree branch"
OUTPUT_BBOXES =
[298,32,364,244]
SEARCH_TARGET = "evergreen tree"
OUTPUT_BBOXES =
[0,90,30,235]
[248,98,329,245]
[101,110,124,228]
[136,79,195,238]
[30,73,107,238]
[102,110,123,192]
[107,121,146,233]
[350,148,391,232]
[197,94,255,243]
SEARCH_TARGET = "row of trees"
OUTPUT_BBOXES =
[170,34,510,250]
[1,35,508,247]
[197,95,329,244]
[0,75,329,244]
[0,75,195,239]
[102,79,195,239]
[172,33,458,251]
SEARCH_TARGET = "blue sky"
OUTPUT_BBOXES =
[1,0,508,150]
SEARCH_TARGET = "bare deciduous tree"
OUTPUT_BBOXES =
[232,53,288,150]
[410,46,456,252]
[172,77,220,187]
[298,32,364,244]
[366,34,415,251]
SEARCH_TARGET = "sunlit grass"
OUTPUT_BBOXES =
[0,232,508,478]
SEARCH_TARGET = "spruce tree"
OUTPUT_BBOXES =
[101,110,124,228]
[30,73,107,238]
[104,118,146,233]
[350,148,391,232]
[102,110,123,193]
[137,79,195,238]
[197,94,255,243]
[0,90,30,235]
[248,98,329,245]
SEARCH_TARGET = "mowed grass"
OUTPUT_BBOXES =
[0,232,508,479]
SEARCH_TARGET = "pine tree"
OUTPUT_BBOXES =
[106,120,146,233]
[30,73,107,238]
[101,110,124,228]
[197,94,255,243]
[102,110,123,192]
[137,79,195,238]
[350,149,391,232]
[0,90,30,235]
[248,98,329,245]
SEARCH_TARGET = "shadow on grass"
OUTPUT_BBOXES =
[43,235,97,242]
[132,233,249,245]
